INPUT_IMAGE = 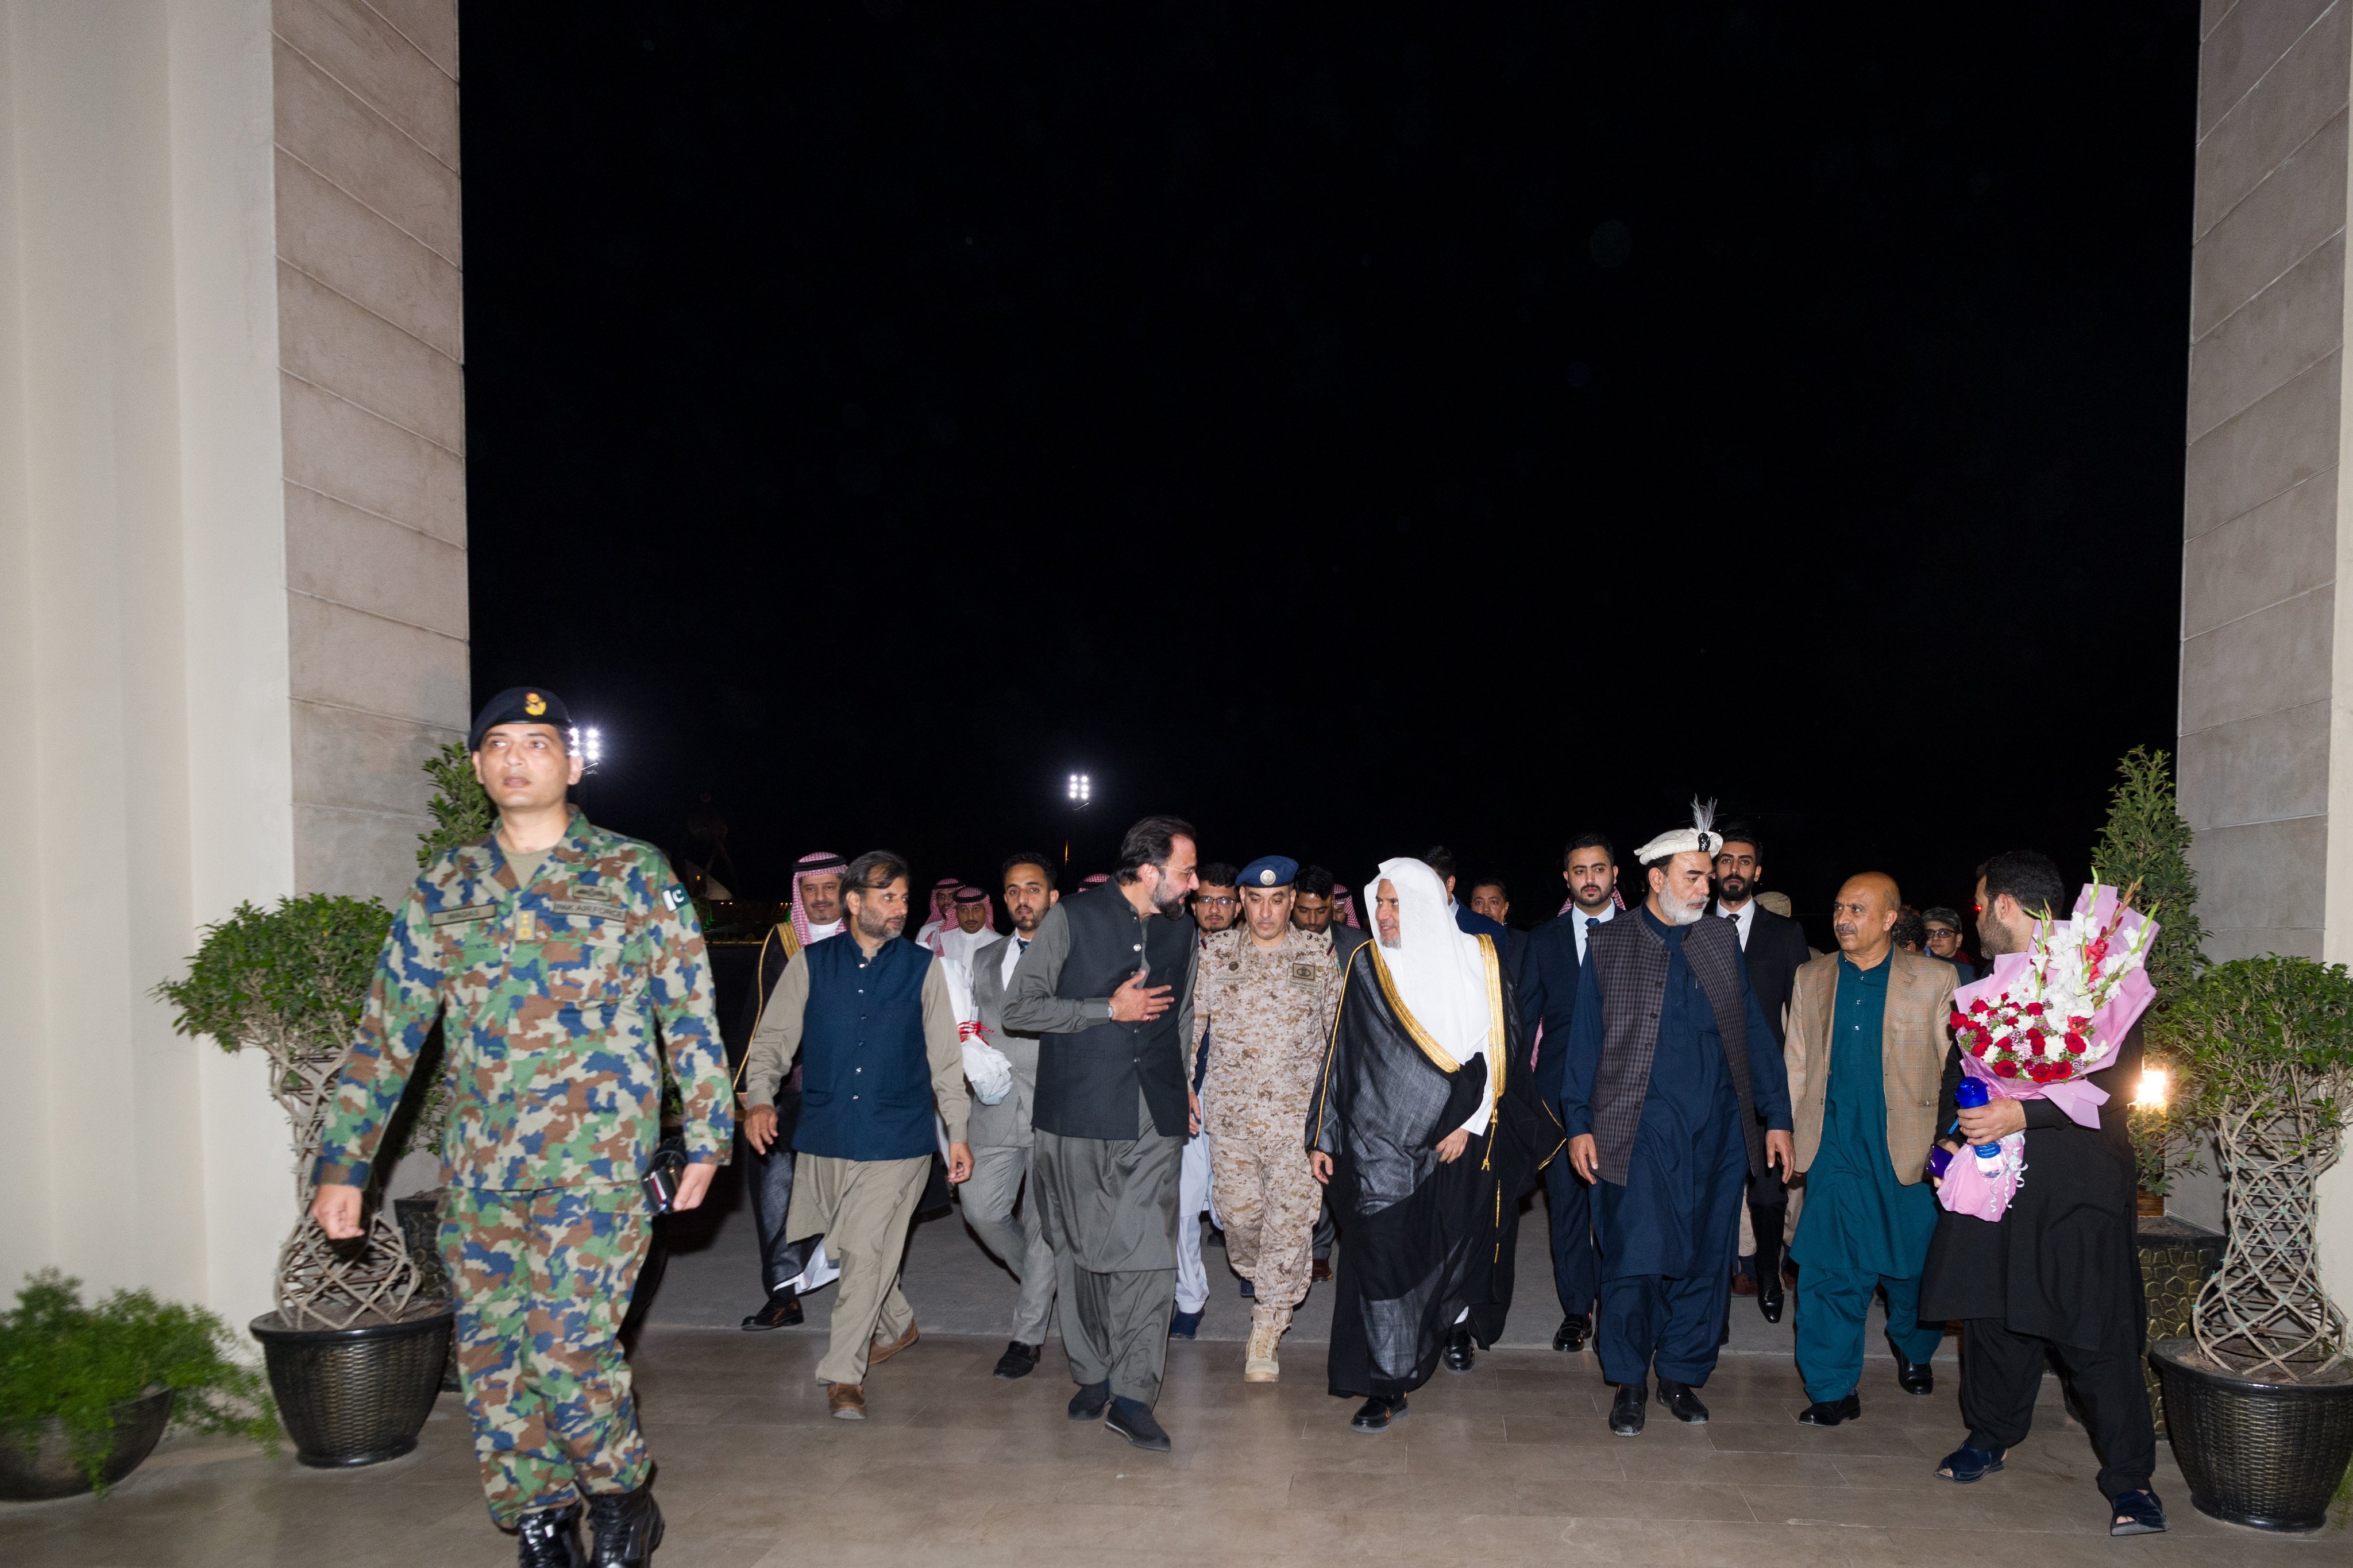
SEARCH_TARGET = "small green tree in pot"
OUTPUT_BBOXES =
[154,894,424,1328]
[155,895,453,1467]
[2150,955,2353,1530]
[2088,746,2205,1197]
[0,1270,277,1500]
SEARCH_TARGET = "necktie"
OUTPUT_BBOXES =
[1017,937,1029,953]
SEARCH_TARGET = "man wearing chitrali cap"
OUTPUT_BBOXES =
[1191,856,1342,1381]
[739,850,851,1332]
[1559,800,1793,1438]
[311,686,733,1567]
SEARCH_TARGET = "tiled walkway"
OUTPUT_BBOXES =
[0,1326,2331,1567]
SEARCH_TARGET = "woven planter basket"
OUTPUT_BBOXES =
[2152,1339,2353,1531]
[251,1304,453,1468]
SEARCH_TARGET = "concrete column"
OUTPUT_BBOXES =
[0,0,465,1331]
[2179,0,2353,1302]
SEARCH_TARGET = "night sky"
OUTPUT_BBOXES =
[462,3,2200,942]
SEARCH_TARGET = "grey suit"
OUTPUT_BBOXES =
[965,932,1057,1345]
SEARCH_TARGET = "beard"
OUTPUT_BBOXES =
[854,905,902,942]
[1657,889,1707,926]
[1572,887,1612,912]
[1716,874,1751,903]
[1151,882,1190,916]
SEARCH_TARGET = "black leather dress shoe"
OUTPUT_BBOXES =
[1891,1343,1934,1396]
[1609,1382,1647,1436]
[740,1288,803,1331]
[1441,1324,1475,1373]
[993,1340,1042,1379]
[516,1503,585,1568]
[1757,1276,1784,1324]
[585,1486,663,1567]
[1068,1381,1112,1422]
[1551,1314,1590,1353]
[1105,1395,1171,1451]
[1797,1392,1861,1427]
[1657,1378,1710,1424]
[1350,1394,1406,1432]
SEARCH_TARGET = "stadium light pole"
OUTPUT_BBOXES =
[1064,772,1090,870]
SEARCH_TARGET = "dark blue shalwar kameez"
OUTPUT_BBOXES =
[1562,910,1787,1388]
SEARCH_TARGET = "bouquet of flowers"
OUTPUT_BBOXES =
[1935,880,2159,1221]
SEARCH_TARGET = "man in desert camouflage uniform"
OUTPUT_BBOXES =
[1192,855,1340,1381]
[312,686,731,1568]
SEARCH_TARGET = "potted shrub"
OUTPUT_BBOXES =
[2086,747,2224,1433]
[2149,955,2353,1530]
[0,1269,276,1500]
[153,894,453,1467]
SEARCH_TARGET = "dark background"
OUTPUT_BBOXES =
[462,2,2199,943]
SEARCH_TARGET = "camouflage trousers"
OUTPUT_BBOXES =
[1208,1125,1322,1334]
[439,1185,651,1526]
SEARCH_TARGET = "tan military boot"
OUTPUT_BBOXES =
[1243,1323,1280,1382]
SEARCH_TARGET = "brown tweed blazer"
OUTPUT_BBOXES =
[1785,947,1957,1184]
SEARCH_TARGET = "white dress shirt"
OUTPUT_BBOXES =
[1572,899,1615,964]
[1720,898,1756,950]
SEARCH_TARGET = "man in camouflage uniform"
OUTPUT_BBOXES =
[1192,855,1340,1381]
[313,686,731,1568]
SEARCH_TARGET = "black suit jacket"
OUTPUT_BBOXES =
[1710,900,1810,1048]
[1521,908,1606,1111]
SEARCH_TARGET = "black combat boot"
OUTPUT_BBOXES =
[586,1486,664,1566]
[516,1503,585,1568]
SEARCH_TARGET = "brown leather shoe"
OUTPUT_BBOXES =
[827,1383,866,1420]
[868,1320,919,1366]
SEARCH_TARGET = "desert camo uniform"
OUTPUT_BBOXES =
[1192,922,1341,1338]
[313,808,732,1527]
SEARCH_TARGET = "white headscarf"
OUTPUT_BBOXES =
[1369,856,1496,1136]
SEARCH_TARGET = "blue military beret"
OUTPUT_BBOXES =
[469,685,572,750]
[1239,855,1299,889]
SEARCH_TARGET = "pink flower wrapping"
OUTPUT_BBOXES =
[1937,882,2159,1221]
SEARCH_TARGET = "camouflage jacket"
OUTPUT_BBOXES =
[1192,924,1341,1140]
[312,809,734,1192]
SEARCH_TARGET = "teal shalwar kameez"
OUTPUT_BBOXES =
[1789,951,1945,1404]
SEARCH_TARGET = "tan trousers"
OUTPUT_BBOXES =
[1210,1127,1321,1334]
[787,1152,928,1386]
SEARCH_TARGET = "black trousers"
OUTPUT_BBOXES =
[1542,1154,1599,1318]
[1961,1317,2155,1500]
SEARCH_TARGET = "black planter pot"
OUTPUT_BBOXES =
[0,1387,175,1501]
[2152,1339,2353,1531]
[251,1304,453,1468]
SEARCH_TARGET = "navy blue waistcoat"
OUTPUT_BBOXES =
[792,935,937,1162]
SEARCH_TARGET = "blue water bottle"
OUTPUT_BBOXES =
[1954,1077,2004,1157]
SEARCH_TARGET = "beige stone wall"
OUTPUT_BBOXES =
[275,0,466,905]
[0,0,465,1330]
[2178,0,2353,1293]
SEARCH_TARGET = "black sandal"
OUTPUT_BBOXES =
[1933,1443,2004,1483]
[2109,1489,2167,1536]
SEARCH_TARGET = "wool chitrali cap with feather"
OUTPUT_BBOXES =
[1634,797,1727,865]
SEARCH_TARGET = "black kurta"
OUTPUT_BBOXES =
[1309,936,1562,1399]
[1917,1021,2145,1351]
